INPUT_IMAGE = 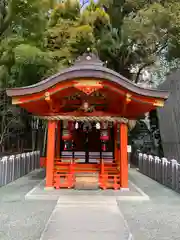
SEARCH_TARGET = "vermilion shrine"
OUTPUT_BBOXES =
[6,53,168,190]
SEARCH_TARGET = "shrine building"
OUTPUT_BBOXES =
[6,53,168,190]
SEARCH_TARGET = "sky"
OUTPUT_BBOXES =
[80,0,97,6]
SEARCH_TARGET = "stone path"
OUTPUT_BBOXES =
[0,169,56,240]
[0,168,180,239]
[40,196,131,240]
[118,169,180,240]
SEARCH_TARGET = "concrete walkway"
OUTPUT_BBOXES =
[119,169,180,240]
[0,168,180,239]
[40,196,130,240]
[0,170,56,240]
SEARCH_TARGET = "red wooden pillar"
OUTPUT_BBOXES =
[120,122,129,190]
[114,123,118,162]
[56,121,61,158]
[46,120,56,188]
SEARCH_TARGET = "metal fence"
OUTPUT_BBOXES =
[0,151,40,187]
[138,152,180,192]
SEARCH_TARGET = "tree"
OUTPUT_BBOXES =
[45,0,180,84]
[2,0,180,87]
[0,0,55,88]
[2,0,180,153]
[0,0,54,153]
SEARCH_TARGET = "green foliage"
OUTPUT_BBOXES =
[43,0,180,82]
[2,0,180,89]
[10,44,55,87]
[67,25,95,56]
[49,0,80,27]
[2,0,180,152]
[0,0,54,88]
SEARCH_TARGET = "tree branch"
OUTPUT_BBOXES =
[134,61,155,84]
[0,0,13,36]
[0,118,14,145]
[81,0,89,9]
[134,41,168,84]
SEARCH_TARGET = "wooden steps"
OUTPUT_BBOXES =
[74,173,99,190]
[53,160,121,190]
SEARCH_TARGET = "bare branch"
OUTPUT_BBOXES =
[0,118,15,145]
[81,0,89,9]
[134,40,168,84]
[134,61,155,84]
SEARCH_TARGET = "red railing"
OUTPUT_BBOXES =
[42,157,121,190]
[99,158,120,190]
[53,159,75,189]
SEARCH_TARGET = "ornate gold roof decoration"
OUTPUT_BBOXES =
[126,93,132,103]
[73,80,103,95]
[44,92,50,101]
[153,99,164,107]
[12,97,22,104]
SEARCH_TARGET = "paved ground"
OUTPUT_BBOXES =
[119,169,180,240]
[40,197,130,240]
[0,168,180,239]
[25,177,149,201]
[0,170,56,240]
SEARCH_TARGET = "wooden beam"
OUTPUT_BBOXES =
[120,123,128,189]
[46,120,56,188]
[44,111,123,117]
[44,92,65,113]
[56,121,61,158]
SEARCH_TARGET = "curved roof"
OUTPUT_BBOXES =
[6,53,169,99]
